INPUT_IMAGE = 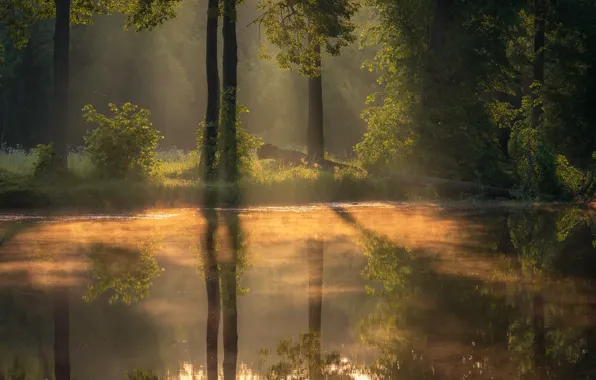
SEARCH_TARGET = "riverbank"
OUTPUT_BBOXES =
[0,148,538,212]
[0,148,499,211]
[0,149,393,211]
[0,170,422,211]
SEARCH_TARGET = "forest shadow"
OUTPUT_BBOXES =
[0,227,175,380]
[329,204,596,379]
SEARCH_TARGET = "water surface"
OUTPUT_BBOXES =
[1,203,595,379]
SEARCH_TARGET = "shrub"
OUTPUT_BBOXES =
[196,104,264,176]
[32,143,60,177]
[82,102,163,179]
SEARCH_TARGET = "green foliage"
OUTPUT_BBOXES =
[83,241,164,305]
[126,369,160,380]
[112,0,183,31]
[355,95,416,173]
[256,0,359,77]
[0,0,182,49]
[355,0,596,193]
[508,128,558,198]
[508,128,585,199]
[196,103,264,178]
[32,143,60,177]
[83,102,163,179]
[264,332,358,380]
[554,154,585,197]
[355,0,511,180]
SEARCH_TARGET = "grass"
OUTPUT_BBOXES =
[0,146,458,211]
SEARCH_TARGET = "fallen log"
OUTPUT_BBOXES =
[256,143,365,172]
[256,143,514,199]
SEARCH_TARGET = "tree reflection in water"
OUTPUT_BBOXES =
[348,206,596,380]
[3,206,596,379]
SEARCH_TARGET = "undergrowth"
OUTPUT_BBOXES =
[0,146,529,210]
[0,146,412,210]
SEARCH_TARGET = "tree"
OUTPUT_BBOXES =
[202,0,220,183]
[220,0,239,183]
[1,0,183,169]
[255,0,358,160]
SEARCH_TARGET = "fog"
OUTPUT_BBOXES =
[64,0,378,156]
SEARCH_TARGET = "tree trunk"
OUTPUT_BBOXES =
[428,0,454,53]
[53,0,70,168]
[222,212,240,380]
[0,94,7,146]
[420,0,454,171]
[203,208,221,380]
[307,42,325,161]
[53,288,70,380]
[221,0,238,183]
[307,239,324,380]
[202,0,220,183]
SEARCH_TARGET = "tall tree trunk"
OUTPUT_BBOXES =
[202,0,220,183]
[203,208,221,380]
[420,0,454,172]
[307,239,324,380]
[428,0,454,53]
[53,0,70,168]
[222,212,240,380]
[53,288,70,380]
[221,0,238,183]
[0,94,7,146]
[307,41,325,160]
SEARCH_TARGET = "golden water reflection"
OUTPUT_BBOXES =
[166,360,371,379]
[0,203,595,379]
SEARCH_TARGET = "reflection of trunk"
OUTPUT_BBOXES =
[202,0,220,181]
[497,213,516,255]
[307,239,324,380]
[53,0,70,167]
[222,212,240,380]
[204,208,221,380]
[53,288,70,380]
[307,37,325,160]
[221,0,238,183]
[532,291,547,378]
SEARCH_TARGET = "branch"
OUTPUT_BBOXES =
[247,11,267,27]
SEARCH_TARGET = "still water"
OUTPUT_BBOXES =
[1,202,596,379]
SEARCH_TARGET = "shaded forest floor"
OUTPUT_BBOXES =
[0,148,529,211]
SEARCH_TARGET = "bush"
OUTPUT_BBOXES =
[508,128,587,199]
[196,103,263,176]
[32,143,60,177]
[82,102,163,179]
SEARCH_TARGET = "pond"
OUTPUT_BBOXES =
[1,202,595,379]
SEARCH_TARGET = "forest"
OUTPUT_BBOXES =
[1,0,596,208]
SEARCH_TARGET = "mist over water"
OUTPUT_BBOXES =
[1,203,596,379]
